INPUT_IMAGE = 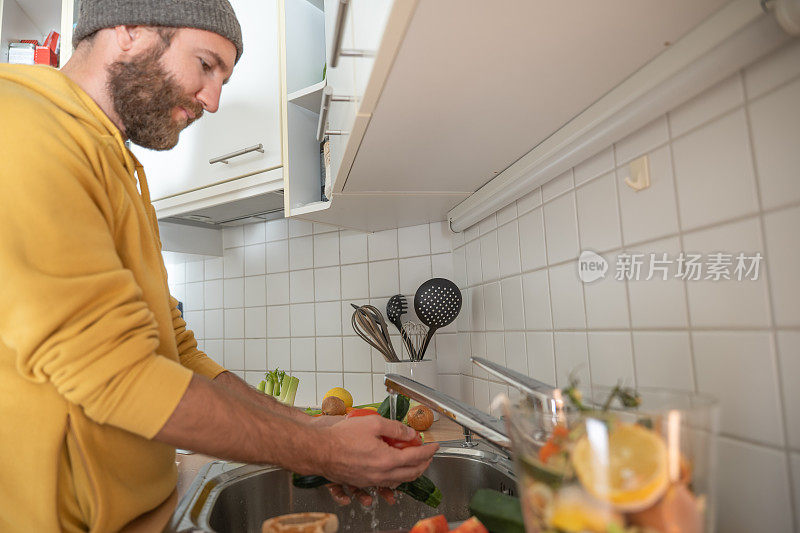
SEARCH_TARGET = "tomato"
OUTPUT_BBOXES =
[408,514,449,533]
[383,433,423,449]
[345,410,422,449]
[345,408,380,419]
[448,517,489,533]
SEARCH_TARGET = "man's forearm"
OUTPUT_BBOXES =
[213,371,311,424]
[154,373,330,474]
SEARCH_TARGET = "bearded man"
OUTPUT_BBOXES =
[0,1,437,531]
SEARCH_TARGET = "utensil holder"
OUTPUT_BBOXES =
[385,360,440,421]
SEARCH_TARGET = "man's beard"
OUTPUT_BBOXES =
[106,44,203,151]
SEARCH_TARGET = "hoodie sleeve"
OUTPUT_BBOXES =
[169,296,226,379]
[0,95,192,439]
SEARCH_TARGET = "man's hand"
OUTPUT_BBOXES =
[308,414,344,428]
[155,374,436,495]
[315,415,438,488]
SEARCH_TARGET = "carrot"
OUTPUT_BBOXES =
[345,408,381,419]
[538,441,560,463]
[552,425,569,439]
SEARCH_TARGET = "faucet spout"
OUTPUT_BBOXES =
[471,357,566,418]
[384,373,511,451]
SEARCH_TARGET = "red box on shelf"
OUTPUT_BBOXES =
[34,46,58,67]
[43,31,60,53]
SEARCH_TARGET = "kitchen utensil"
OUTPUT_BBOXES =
[413,277,462,359]
[387,294,416,358]
[384,360,440,421]
[401,321,427,361]
[350,304,399,362]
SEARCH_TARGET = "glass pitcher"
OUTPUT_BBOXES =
[504,386,719,533]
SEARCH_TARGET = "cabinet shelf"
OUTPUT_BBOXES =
[287,80,326,113]
[1,0,73,65]
[289,200,330,216]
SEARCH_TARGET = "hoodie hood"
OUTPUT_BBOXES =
[0,64,134,174]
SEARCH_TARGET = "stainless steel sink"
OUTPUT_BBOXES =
[169,442,516,532]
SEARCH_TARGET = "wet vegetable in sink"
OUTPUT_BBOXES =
[291,408,442,508]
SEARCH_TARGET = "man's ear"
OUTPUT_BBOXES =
[113,25,142,53]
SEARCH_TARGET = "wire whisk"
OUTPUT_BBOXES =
[351,304,399,362]
[402,322,428,361]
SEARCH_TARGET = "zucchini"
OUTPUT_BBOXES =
[397,474,442,508]
[354,401,383,409]
[378,394,410,421]
[469,489,525,533]
[520,454,570,489]
[293,471,441,509]
[291,473,329,489]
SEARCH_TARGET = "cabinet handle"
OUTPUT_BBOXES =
[330,0,351,68]
[209,144,265,165]
[330,0,375,68]
[316,86,354,141]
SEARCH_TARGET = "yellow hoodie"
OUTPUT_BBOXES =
[0,64,226,531]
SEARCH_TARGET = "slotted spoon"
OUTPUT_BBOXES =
[386,294,415,359]
[413,277,462,359]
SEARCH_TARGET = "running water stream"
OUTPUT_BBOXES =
[389,391,398,421]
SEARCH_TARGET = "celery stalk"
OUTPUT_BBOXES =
[278,375,300,406]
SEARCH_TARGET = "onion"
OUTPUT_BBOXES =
[406,405,434,431]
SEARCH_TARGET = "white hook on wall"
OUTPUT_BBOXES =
[624,155,651,192]
[762,0,800,35]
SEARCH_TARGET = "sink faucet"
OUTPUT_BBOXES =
[384,373,512,451]
[470,357,567,420]
[384,357,567,453]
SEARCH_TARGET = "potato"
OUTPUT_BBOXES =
[321,396,347,416]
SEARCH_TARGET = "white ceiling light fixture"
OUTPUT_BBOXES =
[447,0,795,233]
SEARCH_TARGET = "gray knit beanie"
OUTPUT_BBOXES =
[73,0,243,63]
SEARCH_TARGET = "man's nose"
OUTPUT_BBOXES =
[197,82,223,113]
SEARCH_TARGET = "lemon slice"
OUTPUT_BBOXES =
[571,423,668,512]
[323,387,353,408]
[548,487,623,533]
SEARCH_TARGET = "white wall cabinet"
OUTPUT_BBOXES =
[280,0,791,233]
[280,0,396,224]
[350,0,392,104]
[0,0,74,65]
[131,0,283,220]
[322,0,356,192]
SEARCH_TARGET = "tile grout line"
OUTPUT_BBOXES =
[567,168,596,392]
[611,138,639,389]
[450,195,800,295]
[742,71,799,531]
[512,205,531,378]
[538,189,559,388]
[665,106,699,394]
[338,229,344,392]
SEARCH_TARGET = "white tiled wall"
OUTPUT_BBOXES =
[166,221,456,409]
[163,41,800,531]
[451,41,800,532]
